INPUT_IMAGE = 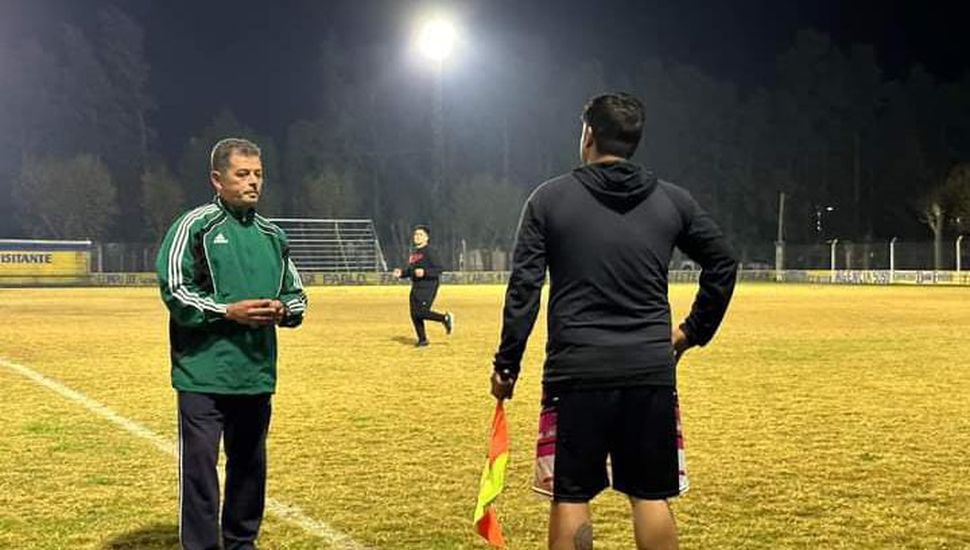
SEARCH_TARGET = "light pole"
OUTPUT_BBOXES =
[814,204,836,238]
[416,17,457,201]
[415,16,458,265]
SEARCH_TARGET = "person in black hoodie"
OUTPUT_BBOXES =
[393,225,454,346]
[490,93,738,550]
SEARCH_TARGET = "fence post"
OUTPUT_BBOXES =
[774,241,784,282]
[889,237,897,284]
[958,235,964,273]
[830,238,839,283]
[775,191,785,282]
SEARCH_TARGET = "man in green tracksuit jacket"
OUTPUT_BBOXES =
[156,138,307,550]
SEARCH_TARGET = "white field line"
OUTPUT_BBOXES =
[0,356,370,550]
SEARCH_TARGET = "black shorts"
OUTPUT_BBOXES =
[532,385,688,502]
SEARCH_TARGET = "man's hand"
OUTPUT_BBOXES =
[393,268,403,278]
[672,326,691,363]
[226,299,278,327]
[269,299,286,324]
[491,370,516,401]
[414,268,425,279]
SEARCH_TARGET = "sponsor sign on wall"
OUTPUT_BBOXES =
[2,267,969,287]
[0,240,91,277]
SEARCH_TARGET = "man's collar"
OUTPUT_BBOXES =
[214,196,255,223]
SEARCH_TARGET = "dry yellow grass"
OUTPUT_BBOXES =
[0,284,968,549]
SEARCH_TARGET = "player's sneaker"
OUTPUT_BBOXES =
[416,339,430,348]
[444,312,454,335]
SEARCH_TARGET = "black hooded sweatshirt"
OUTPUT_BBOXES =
[494,161,738,389]
[401,245,442,288]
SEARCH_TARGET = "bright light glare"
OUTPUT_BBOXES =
[417,18,457,63]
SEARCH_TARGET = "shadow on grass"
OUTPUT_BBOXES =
[390,336,417,347]
[102,523,180,549]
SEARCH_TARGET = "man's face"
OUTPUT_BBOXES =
[413,229,429,247]
[211,152,263,209]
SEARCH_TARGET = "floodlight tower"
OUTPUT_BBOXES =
[416,17,457,200]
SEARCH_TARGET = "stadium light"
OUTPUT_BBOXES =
[815,204,836,235]
[417,17,457,64]
[413,14,460,210]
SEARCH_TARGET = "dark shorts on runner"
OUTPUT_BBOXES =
[533,385,688,502]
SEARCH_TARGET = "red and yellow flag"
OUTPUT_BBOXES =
[474,401,509,547]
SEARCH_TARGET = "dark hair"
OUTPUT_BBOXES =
[581,93,645,158]
[413,224,430,237]
[210,137,261,173]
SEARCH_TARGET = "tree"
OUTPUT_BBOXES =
[451,174,524,268]
[58,24,112,158]
[96,5,156,236]
[0,39,60,236]
[941,164,970,234]
[0,7,155,240]
[917,164,970,269]
[0,39,61,162]
[295,167,360,219]
[284,118,358,216]
[918,200,945,270]
[13,155,118,240]
[97,5,154,164]
[141,164,185,241]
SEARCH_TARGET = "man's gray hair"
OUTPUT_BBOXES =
[210,137,261,173]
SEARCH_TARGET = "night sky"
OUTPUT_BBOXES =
[1,0,966,161]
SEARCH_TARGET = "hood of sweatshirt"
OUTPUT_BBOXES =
[572,160,658,214]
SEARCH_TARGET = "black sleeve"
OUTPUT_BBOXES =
[423,247,442,279]
[493,195,547,377]
[672,188,738,346]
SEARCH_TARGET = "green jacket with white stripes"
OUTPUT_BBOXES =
[155,197,307,394]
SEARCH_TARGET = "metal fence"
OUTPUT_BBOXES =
[91,219,389,274]
[91,242,159,273]
[781,238,967,271]
[87,237,968,274]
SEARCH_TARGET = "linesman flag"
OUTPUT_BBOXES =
[473,400,509,547]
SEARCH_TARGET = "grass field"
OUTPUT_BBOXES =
[0,284,968,549]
